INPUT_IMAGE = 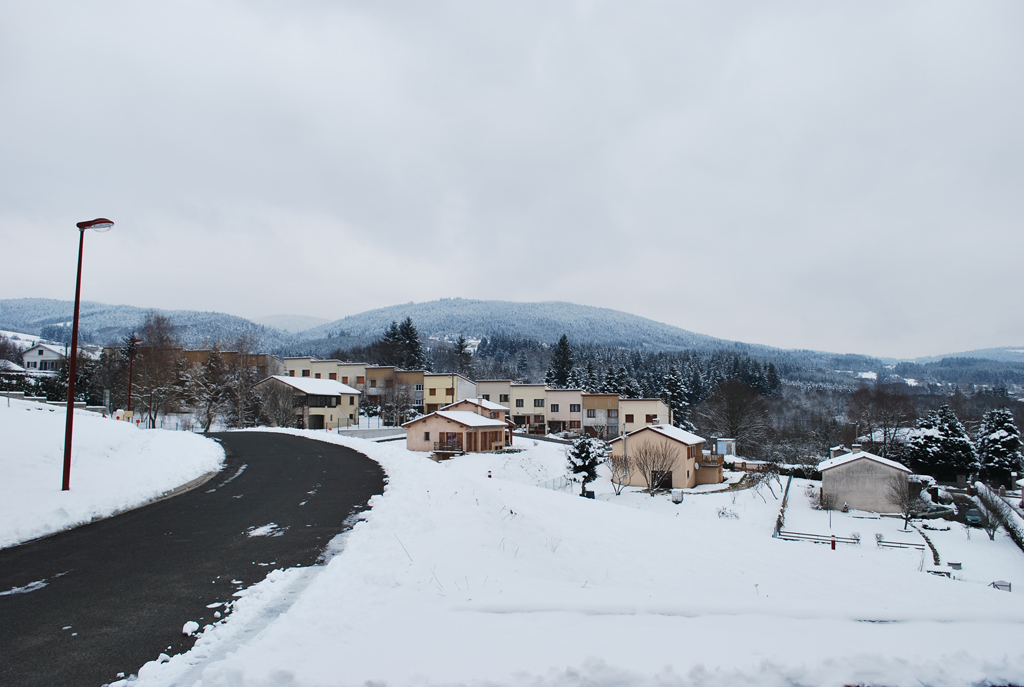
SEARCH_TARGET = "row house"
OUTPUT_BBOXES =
[510,383,549,433]
[282,357,366,390]
[423,372,476,413]
[546,388,583,433]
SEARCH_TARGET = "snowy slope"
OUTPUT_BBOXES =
[127,432,1024,687]
[0,399,224,549]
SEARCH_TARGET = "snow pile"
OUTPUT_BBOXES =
[0,398,224,548]
[131,431,1024,687]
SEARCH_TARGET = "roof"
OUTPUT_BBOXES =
[0,360,26,372]
[403,410,508,429]
[442,398,510,412]
[24,342,67,357]
[818,451,911,473]
[263,375,360,395]
[611,424,705,446]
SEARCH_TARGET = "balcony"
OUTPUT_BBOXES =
[433,441,463,453]
[698,454,724,468]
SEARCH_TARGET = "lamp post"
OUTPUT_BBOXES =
[63,218,113,491]
[126,336,142,413]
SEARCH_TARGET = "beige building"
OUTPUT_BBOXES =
[441,398,513,445]
[283,358,365,390]
[545,389,583,434]
[582,393,620,438]
[818,451,911,513]
[610,424,715,490]
[423,373,477,413]
[476,380,512,407]
[256,375,360,430]
[402,410,509,454]
[619,398,671,434]
[510,383,549,433]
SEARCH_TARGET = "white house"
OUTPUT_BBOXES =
[818,450,912,513]
[21,343,66,373]
[256,375,361,430]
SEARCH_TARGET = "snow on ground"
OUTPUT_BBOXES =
[127,431,1024,687]
[0,398,224,549]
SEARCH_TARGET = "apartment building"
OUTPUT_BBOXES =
[256,375,361,430]
[582,393,619,438]
[476,380,512,407]
[510,383,549,433]
[619,398,671,434]
[545,388,583,433]
[423,372,477,413]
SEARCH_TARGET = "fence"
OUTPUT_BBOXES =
[776,530,860,546]
[975,481,1024,554]
[876,539,925,551]
[537,475,574,492]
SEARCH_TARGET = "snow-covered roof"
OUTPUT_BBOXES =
[265,375,360,396]
[611,424,705,446]
[818,451,911,473]
[0,360,26,372]
[403,411,507,429]
[442,398,509,412]
[24,342,67,357]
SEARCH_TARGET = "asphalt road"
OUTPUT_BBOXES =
[0,431,385,687]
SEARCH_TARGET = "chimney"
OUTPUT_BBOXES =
[851,443,862,454]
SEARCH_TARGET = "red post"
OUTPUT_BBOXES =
[62,229,86,491]
[831,535,836,551]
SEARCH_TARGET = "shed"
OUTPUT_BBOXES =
[818,451,911,513]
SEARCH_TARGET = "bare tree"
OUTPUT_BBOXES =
[886,473,925,529]
[695,380,771,456]
[976,502,1001,541]
[629,441,679,494]
[260,380,297,428]
[606,453,633,496]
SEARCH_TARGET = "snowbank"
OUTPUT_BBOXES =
[0,399,224,548]
[129,430,1024,687]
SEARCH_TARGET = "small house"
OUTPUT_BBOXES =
[818,450,911,513]
[609,424,720,490]
[256,375,360,430]
[402,410,509,454]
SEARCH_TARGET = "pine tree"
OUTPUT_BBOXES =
[602,366,628,394]
[622,377,643,399]
[566,435,608,496]
[905,405,978,481]
[398,317,426,369]
[515,351,530,381]
[660,365,695,431]
[377,321,404,366]
[453,335,473,376]
[977,408,1022,488]
[545,334,575,389]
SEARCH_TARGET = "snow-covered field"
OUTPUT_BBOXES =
[0,398,224,549]
[127,431,1024,687]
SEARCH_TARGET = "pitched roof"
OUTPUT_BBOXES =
[611,424,705,446]
[818,451,911,473]
[263,375,360,395]
[442,398,509,412]
[403,410,507,429]
[0,360,26,372]
[24,342,67,357]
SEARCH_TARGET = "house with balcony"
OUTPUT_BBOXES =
[256,375,360,430]
[402,410,509,455]
[609,424,718,490]
[440,398,514,445]
[545,388,583,434]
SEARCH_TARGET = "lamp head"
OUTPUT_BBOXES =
[76,218,114,232]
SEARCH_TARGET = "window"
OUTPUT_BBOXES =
[370,380,377,388]
[624,414,634,423]
[515,399,524,408]
[646,414,657,423]
[38,350,44,355]
[349,396,355,405]
[586,409,596,418]
[569,404,580,413]
[429,388,437,396]
[534,415,545,423]
[414,399,423,406]
[416,384,423,391]
[533,399,544,408]
[424,432,430,441]
[445,387,454,396]
[329,373,337,380]
[608,409,618,418]
[499,394,509,403]
[549,404,559,413]
[301,369,310,377]
[342,376,348,384]
[569,420,581,429]
[481,394,490,401]
[386,379,394,388]
[356,376,365,384]
[489,411,497,419]
[289,370,295,377]
[315,373,321,379]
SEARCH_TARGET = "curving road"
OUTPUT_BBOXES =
[0,431,385,687]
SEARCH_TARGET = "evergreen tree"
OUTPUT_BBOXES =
[377,321,404,366]
[566,435,608,496]
[398,317,426,369]
[515,351,530,381]
[977,408,1023,487]
[602,366,628,394]
[905,405,978,481]
[453,335,473,376]
[566,365,587,390]
[660,365,695,432]
[622,377,643,399]
[545,334,575,389]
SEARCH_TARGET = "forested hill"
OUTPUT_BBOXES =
[0,298,291,350]
[296,298,763,353]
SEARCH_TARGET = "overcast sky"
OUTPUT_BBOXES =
[1,2,1021,359]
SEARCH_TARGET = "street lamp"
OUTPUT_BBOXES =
[62,218,113,491]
